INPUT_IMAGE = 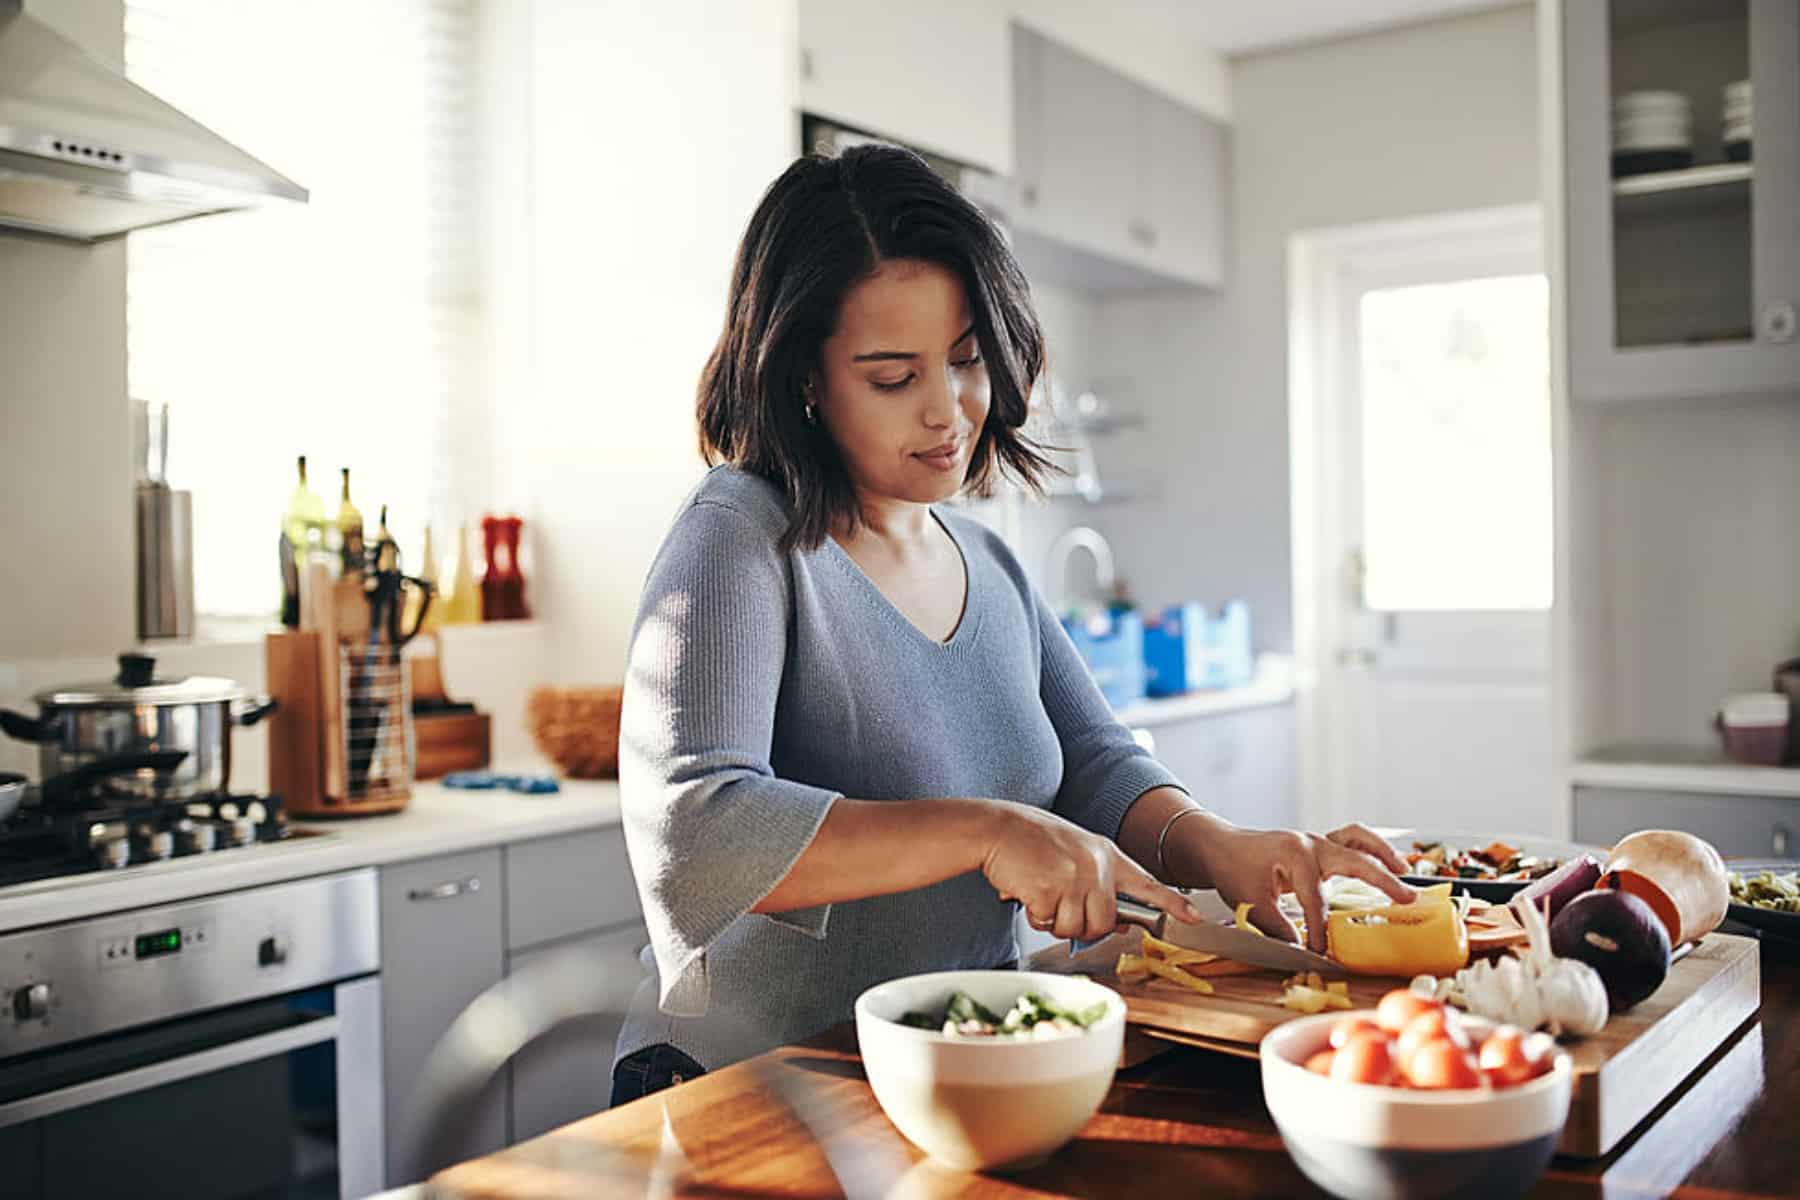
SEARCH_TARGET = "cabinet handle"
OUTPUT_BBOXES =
[408,876,481,903]
[1774,825,1791,858]
[1760,302,1796,344]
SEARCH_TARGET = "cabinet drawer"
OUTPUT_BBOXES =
[505,827,641,951]
[1573,786,1800,859]
[507,923,649,1141]
[379,847,506,1186]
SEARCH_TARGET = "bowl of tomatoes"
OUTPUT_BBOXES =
[1260,988,1572,1200]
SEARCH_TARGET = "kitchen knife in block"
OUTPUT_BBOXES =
[1115,891,1342,975]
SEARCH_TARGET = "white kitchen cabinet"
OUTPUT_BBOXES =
[507,923,649,1141]
[379,848,508,1187]
[1573,785,1799,858]
[798,0,1012,174]
[1562,0,1800,403]
[1010,24,1227,290]
[503,828,647,1139]
[1143,88,1227,288]
[1145,706,1299,831]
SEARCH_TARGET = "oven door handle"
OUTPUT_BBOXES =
[0,1013,339,1129]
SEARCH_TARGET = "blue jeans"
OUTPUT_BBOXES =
[610,1043,707,1107]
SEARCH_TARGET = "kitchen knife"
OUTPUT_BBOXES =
[1113,891,1343,975]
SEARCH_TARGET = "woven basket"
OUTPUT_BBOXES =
[527,685,624,779]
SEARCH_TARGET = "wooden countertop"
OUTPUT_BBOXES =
[431,954,1796,1199]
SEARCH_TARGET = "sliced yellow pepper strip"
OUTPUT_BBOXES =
[1117,953,1216,994]
[1325,883,1468,977]
[1234,902,1265,936]
[1139,932,1220,966]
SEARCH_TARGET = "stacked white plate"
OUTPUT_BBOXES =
[1612,90,1693,175]
[1723,79,1752,160]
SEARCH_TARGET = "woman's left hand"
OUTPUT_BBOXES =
[1174,818,1416,953]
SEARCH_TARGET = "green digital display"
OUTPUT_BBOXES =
[135,928,182,959]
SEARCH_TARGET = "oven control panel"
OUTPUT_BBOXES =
[0,868,377,1055]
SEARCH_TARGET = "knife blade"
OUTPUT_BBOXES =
[1113,891,1343,975]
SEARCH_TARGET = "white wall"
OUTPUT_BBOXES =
[0,0,131,662]
[1090,5,1539,653]
[492,0,801,685]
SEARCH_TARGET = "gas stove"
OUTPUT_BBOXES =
[0,789,322,888]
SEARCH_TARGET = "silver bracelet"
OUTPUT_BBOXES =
[1155,805,1208,881]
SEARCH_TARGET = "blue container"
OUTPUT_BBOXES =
[1142,601,1253,696]
[1062,608,1146,708]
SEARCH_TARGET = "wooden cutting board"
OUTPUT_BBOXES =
[1032,928,1762,1158]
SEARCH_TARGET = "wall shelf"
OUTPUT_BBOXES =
[1571,751,1800,800]
[1613,162,1752,222]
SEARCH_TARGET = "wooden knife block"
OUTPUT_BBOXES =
[267,630,412,816]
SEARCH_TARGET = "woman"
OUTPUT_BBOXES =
[613,144,1412,1105]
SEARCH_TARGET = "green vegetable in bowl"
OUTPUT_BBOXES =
[1728,869,1800,912]
[898,991,1109,1038]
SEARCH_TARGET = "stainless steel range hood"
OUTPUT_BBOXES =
[0,0,306,242]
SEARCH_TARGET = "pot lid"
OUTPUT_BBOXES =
[35,653,251,707]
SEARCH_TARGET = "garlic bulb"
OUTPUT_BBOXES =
[1441,895,1608,1038]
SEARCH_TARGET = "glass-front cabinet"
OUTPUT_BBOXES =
[1563,0,1800,402]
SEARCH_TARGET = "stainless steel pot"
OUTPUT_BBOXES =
[0,654,274,803]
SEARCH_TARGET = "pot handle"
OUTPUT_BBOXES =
[40,750,189,809]
[233,695,279,727]
[0,709,50,744]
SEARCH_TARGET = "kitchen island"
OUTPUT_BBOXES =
[428,950,1794,1199]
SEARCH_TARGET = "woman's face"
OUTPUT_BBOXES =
[813,258,991,509]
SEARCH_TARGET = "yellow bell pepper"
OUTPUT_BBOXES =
[1326,883,1469,977]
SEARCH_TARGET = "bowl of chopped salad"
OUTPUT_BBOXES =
[854,969,1125,1170]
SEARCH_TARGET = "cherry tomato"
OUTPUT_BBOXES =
[1328,1015,1383,1049]
[1305,1049,1337,1076]
[1375,988,1441,1034]
[1330,1031,1399,1086]
[1395,1006,1471,1069]
[1402,1037,1485,1090]
[1478,1026,1551,1088]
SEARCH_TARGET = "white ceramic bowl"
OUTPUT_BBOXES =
[1262,1011,1572,1200]
[854,970,1125,1171]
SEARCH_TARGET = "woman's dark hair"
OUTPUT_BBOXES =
[697,143,1055,550]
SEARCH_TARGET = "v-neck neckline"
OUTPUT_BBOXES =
[823,509,980,651]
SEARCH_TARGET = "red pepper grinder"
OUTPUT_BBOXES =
[480,515,505,621]
[499,516,529,620]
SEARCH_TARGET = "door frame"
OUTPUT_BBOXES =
[1287,203,1546,835]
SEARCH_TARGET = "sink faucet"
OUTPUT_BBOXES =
[1046,526,1116,615]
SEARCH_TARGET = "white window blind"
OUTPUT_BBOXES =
[125,0,479,617]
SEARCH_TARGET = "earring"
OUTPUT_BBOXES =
[803,382,818,426]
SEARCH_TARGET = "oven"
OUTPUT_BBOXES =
[0,869,381,1199]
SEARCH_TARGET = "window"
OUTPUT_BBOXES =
[125,0,479,616]
[1357,273,1552,612]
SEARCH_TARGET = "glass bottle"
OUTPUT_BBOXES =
[283,455,327,557]
[337,468,365,575]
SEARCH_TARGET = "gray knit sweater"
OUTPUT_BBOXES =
[614,466,1182,1071]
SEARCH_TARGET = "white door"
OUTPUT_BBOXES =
[1290,207,1555,838]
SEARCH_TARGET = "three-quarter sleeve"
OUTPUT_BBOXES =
[619,499,841,1018]
[1035,590,1186,838]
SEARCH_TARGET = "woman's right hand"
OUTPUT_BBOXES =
[977,802,1204,941]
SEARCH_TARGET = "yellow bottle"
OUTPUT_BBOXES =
[441,522,483,624]
[337,468,365,574]
[406,524,443,633]
[283,455,327,555]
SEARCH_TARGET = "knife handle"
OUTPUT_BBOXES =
[1113,896,1165,932]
